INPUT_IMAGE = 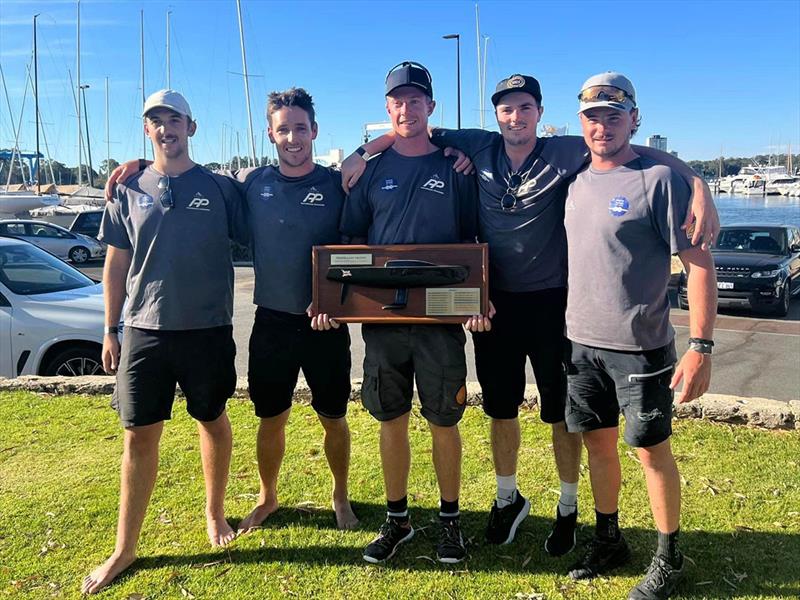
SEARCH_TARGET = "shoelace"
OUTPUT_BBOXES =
[641,556,672,590]
[440,521,462,547]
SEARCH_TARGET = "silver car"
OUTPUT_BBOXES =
[0,219,105,264]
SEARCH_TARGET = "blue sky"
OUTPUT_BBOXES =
[1,0,798,170]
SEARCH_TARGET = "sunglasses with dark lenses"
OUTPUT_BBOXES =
[386,61,432,82]
[157,176,173,209]
[578,85,634,105]
[501,173,524,211]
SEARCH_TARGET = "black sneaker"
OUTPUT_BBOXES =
[628,553,685,600]
[437,518,466,564]
[362,518,414,563]
[568,534,632,580]
[485,492,530,545]
[544,506,578,557]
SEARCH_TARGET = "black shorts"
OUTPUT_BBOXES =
[248,307,351,419]
[361,324,467,427]
[564,340,677,448]
[112,325,237,428]
[472,287,567,422]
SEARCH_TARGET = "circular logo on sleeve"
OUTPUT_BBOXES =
[608,196,630,217]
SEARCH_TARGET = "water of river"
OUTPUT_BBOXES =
[716,194,800,226]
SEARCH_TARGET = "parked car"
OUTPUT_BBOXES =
[678,224,800,316]
[0,219,105,264]
[0,236,111,377]
[69,209,104,239]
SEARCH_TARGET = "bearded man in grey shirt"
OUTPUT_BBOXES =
[83,90,246,595]
[563,72,716,600]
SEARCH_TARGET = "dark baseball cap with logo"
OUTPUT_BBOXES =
[491,74,542,106]
[385,61,434,98]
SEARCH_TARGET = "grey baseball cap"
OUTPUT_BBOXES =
[142,89,193,119]
[385,61,433,98]
[491,74,542,106]
[577,72,636,114]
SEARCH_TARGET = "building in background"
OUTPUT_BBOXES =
[646,134,668,152]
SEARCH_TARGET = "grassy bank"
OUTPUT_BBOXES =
[1,392,798,599]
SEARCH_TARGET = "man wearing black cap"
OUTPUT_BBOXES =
[341,73,718,557]
[340,61,479,564]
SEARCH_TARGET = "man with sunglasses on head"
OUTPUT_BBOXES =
[339,61,479,564]
[562,72,716,600]
[83,90,246,595]
[342,74,718,557]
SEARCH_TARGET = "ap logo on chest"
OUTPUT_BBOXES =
[608,196,630,217]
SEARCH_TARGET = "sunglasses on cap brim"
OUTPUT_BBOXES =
[578,85,635,105]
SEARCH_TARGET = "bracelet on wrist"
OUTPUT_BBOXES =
[104,326,119,335]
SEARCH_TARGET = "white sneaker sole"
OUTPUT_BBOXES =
[501,497,531,545]
[362,527,415,563]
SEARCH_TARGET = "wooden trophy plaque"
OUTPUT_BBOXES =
[312,243,489,324]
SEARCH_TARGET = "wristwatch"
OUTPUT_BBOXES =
[355,147,373,161]
[688,337,714,354]
[104,326,120,335]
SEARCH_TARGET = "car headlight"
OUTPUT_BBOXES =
[751,269,782,278]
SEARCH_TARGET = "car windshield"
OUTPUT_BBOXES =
[713,229,787,254]
[0,242,95,295]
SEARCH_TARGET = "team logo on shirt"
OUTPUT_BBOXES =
[608,195,630,217]
[136,194,153,209]
[421,174,446,195]
[188,193,211,211]
[301,187,325,206]
[381,178,398,191]
[260,185,274,199]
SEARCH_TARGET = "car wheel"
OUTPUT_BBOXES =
[69,246,90,264]
[42,347,105,376]
[770,285,790,317]
[678,295,689,310]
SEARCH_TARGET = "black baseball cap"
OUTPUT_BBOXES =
[491,74,542,106]
[385,61,433,98]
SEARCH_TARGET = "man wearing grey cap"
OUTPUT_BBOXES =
[82,89,246,594]
[563,72,716,600]
[340,61,479,564]
[342,73,718,558]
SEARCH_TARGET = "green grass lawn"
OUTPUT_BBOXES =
[0,391,798,599]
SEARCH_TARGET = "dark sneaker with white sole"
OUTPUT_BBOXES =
[363,518,414,563]
[437,518,467,563]
[568,534,632,580]
[485,492,530,545]
[628,553,685,600]
[544,507,578,557]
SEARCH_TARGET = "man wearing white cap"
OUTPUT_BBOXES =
[82,90,246,594]
[563,72,716,600]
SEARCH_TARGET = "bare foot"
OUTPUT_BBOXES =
[333,497,359,530]
[81,551,136,595]
[237,498,278,533]
[207,514,237,547]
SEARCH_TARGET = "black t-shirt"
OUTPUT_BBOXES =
[430,128,589,292]
[340,147,478,245]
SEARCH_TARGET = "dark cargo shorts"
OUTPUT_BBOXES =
[360,324,467,427]
[248,307,351,419]
[112,325,237,428]
[473,287,568,422]
[564,340,677,448]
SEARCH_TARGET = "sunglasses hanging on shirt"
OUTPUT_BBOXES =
[157,176,173,209]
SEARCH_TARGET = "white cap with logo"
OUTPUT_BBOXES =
[577,72,636,114]
[142,89,193,119]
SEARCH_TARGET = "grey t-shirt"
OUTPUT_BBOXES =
[99,165,245,330]
[564,156,693,351]
[430,129,589,292]
[230,164,345,314]
[340,147,478,244]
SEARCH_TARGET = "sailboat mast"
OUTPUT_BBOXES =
[141,10,147,159]
[34,14,41,194]
[236,0,257,167]
[475,3,483,128]
[105,77,110,178]
[166,11,171,89]
[76,0,82,186]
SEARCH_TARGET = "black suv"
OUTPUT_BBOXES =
[678,224,800,316]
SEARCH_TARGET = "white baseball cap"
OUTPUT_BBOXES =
[142,89,193,119]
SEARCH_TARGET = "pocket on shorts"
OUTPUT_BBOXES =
[360,360,383,415]
[437,363,468,421]
[625,364,674,423]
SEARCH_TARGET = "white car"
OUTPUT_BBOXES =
[0,236,111,377]
[0,219,105,264]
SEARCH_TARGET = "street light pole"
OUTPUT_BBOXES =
[442,34,461,129]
